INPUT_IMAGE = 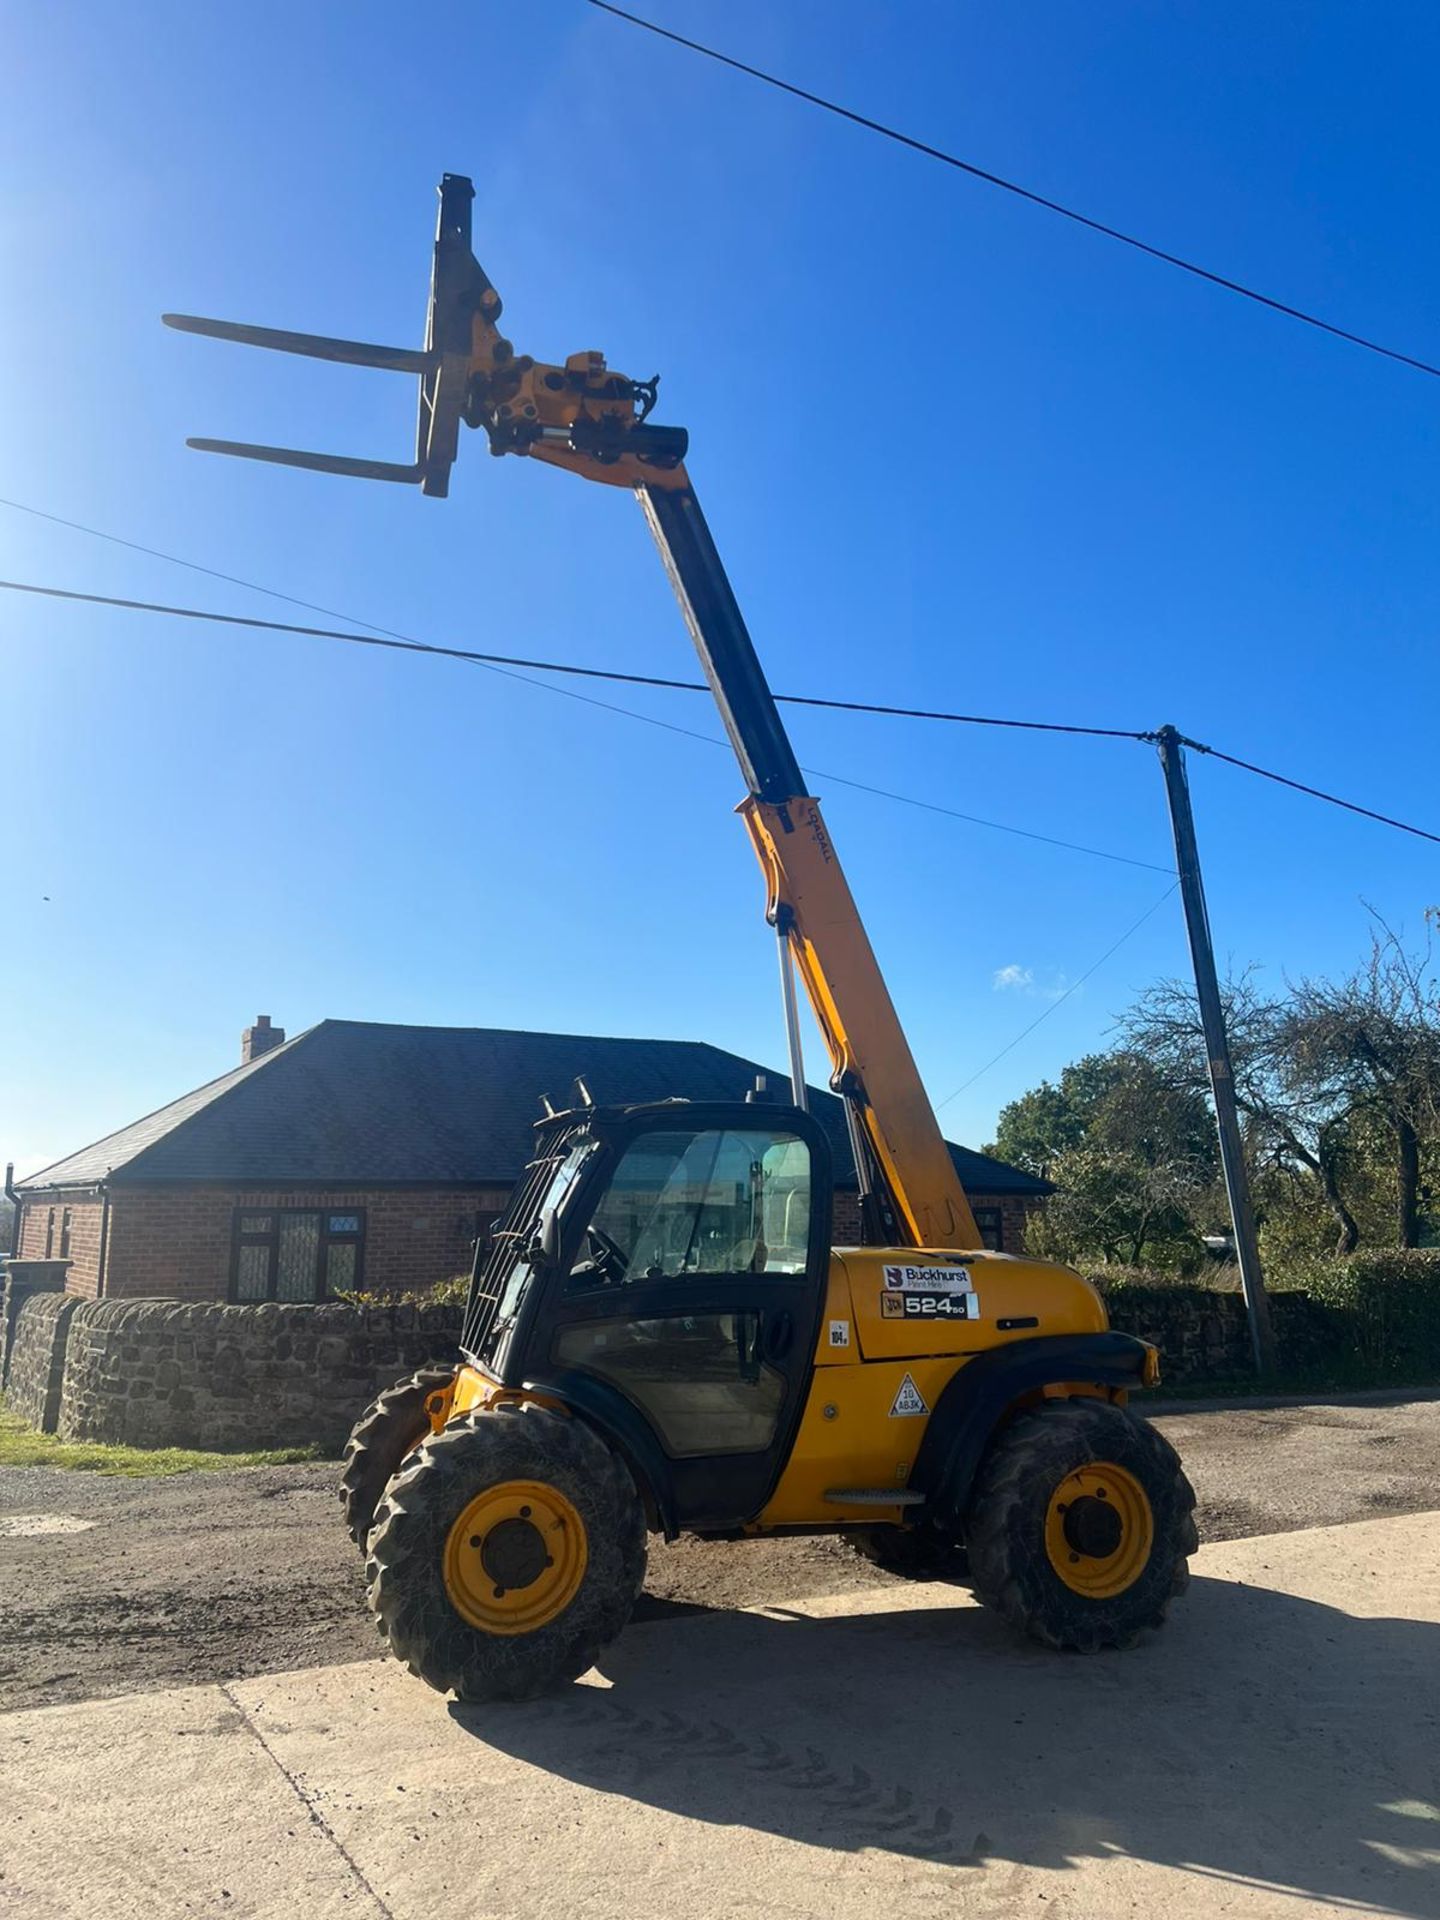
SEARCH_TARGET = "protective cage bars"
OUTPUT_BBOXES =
[460,1122,586,1356]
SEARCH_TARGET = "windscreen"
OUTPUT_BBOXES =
[571,1126,812,1287]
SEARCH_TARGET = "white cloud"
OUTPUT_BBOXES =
[993,964,1034,992]
[992,963,1075,1003]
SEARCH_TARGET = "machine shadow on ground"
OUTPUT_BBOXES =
[453,1577,1440,1917]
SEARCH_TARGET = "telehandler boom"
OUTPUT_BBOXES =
[167,175,1195,1702]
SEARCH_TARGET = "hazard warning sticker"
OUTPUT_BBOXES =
[888,1373,929,1418]
[883,1263,974,1294]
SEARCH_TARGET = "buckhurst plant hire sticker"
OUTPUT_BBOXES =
[882,1263,974,1293]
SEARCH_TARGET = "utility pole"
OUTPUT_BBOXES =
[1155,726,1276,1372]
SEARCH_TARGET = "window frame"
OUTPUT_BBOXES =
[972,1204,1004,1252]
[58,1208,72,1259]
[564,1123,817,1294]
[228,1206,366,1302]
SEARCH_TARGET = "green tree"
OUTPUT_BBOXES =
[990,1052,1218,1268]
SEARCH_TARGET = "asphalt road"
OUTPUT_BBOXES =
[2,1393,1438,1715]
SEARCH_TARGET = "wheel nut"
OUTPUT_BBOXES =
[469,1535,481,1548]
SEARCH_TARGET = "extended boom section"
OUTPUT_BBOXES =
[640,484,979,1250]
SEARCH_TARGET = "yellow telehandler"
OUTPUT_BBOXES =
[167,174,1194,1701]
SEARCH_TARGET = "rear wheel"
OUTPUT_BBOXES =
[366,1402,646,1701]
[339,1366,457,1550]
[966,1398,1196,1651]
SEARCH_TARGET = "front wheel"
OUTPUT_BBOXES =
[366,1402,646,1702]
[966,1398,1196,1652]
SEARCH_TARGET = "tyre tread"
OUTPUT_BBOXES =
[338,1365,457,1549]
[966,1398,1196,1652]
[366,1402,646,1702]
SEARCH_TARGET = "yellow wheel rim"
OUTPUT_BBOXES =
[443,1479,588,1635]
[1044,1460,1154,1599]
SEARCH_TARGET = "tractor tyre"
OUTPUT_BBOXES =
[366,1402,646,1702]
[849,1525,969,1583]
[338,1366,457,1551]
[966,1398,1196,1652]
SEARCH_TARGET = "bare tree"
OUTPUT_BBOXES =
[1281,918,1440,1248]
[1123,969,1364,1253]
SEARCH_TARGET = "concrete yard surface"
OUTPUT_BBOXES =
[4,1513,1438,1920]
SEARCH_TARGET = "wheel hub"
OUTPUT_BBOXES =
[443,1479,588,1635]
[1043,1460,1154,1599]
[479,1516,550,1592]
[1061,1493,1124,1560]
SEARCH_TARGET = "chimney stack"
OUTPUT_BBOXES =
[241,1014,285,1065]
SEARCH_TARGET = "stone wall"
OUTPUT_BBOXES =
[57,1299,464,1451]
[1104,1285,1333,1384]
[1,1261,71,1387]
[5,1291,81,1431]
[2,1280,1353,1455]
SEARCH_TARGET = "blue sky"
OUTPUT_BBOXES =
[4,1,1439,1179]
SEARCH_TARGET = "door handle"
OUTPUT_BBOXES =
[761,1309,794,1362]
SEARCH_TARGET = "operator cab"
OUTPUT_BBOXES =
[462,1099,833,1530]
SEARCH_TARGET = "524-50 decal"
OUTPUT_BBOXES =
[880,1292,983,1321]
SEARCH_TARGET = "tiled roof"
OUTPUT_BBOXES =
[18,1021,1052,1197]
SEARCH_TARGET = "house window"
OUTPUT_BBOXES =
[230,1208,365,1301]
[973,1205,1004,1252]
[59,1209,72,1259]
[44,1208,55,1257]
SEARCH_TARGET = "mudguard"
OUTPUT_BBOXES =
[910,1331,1157,1532]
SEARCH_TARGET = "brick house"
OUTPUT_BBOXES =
[12,1017,1051,1303]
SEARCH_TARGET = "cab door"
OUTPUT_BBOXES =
[542,1108,831,1529]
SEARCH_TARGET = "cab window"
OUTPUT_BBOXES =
[567,1126,812,1289]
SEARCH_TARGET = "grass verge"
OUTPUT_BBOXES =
[0,1403,326,1477]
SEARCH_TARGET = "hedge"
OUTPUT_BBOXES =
[1083,1249,1440,1382]
[1278,1250,1440,1379]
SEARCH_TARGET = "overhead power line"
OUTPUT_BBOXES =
[587,1,1440,386]
[0,574,1169,874]
[935,882,1180,1108]
[1178,735,1440,850]
[0,576,1146,742]
[4,568,1437,854]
